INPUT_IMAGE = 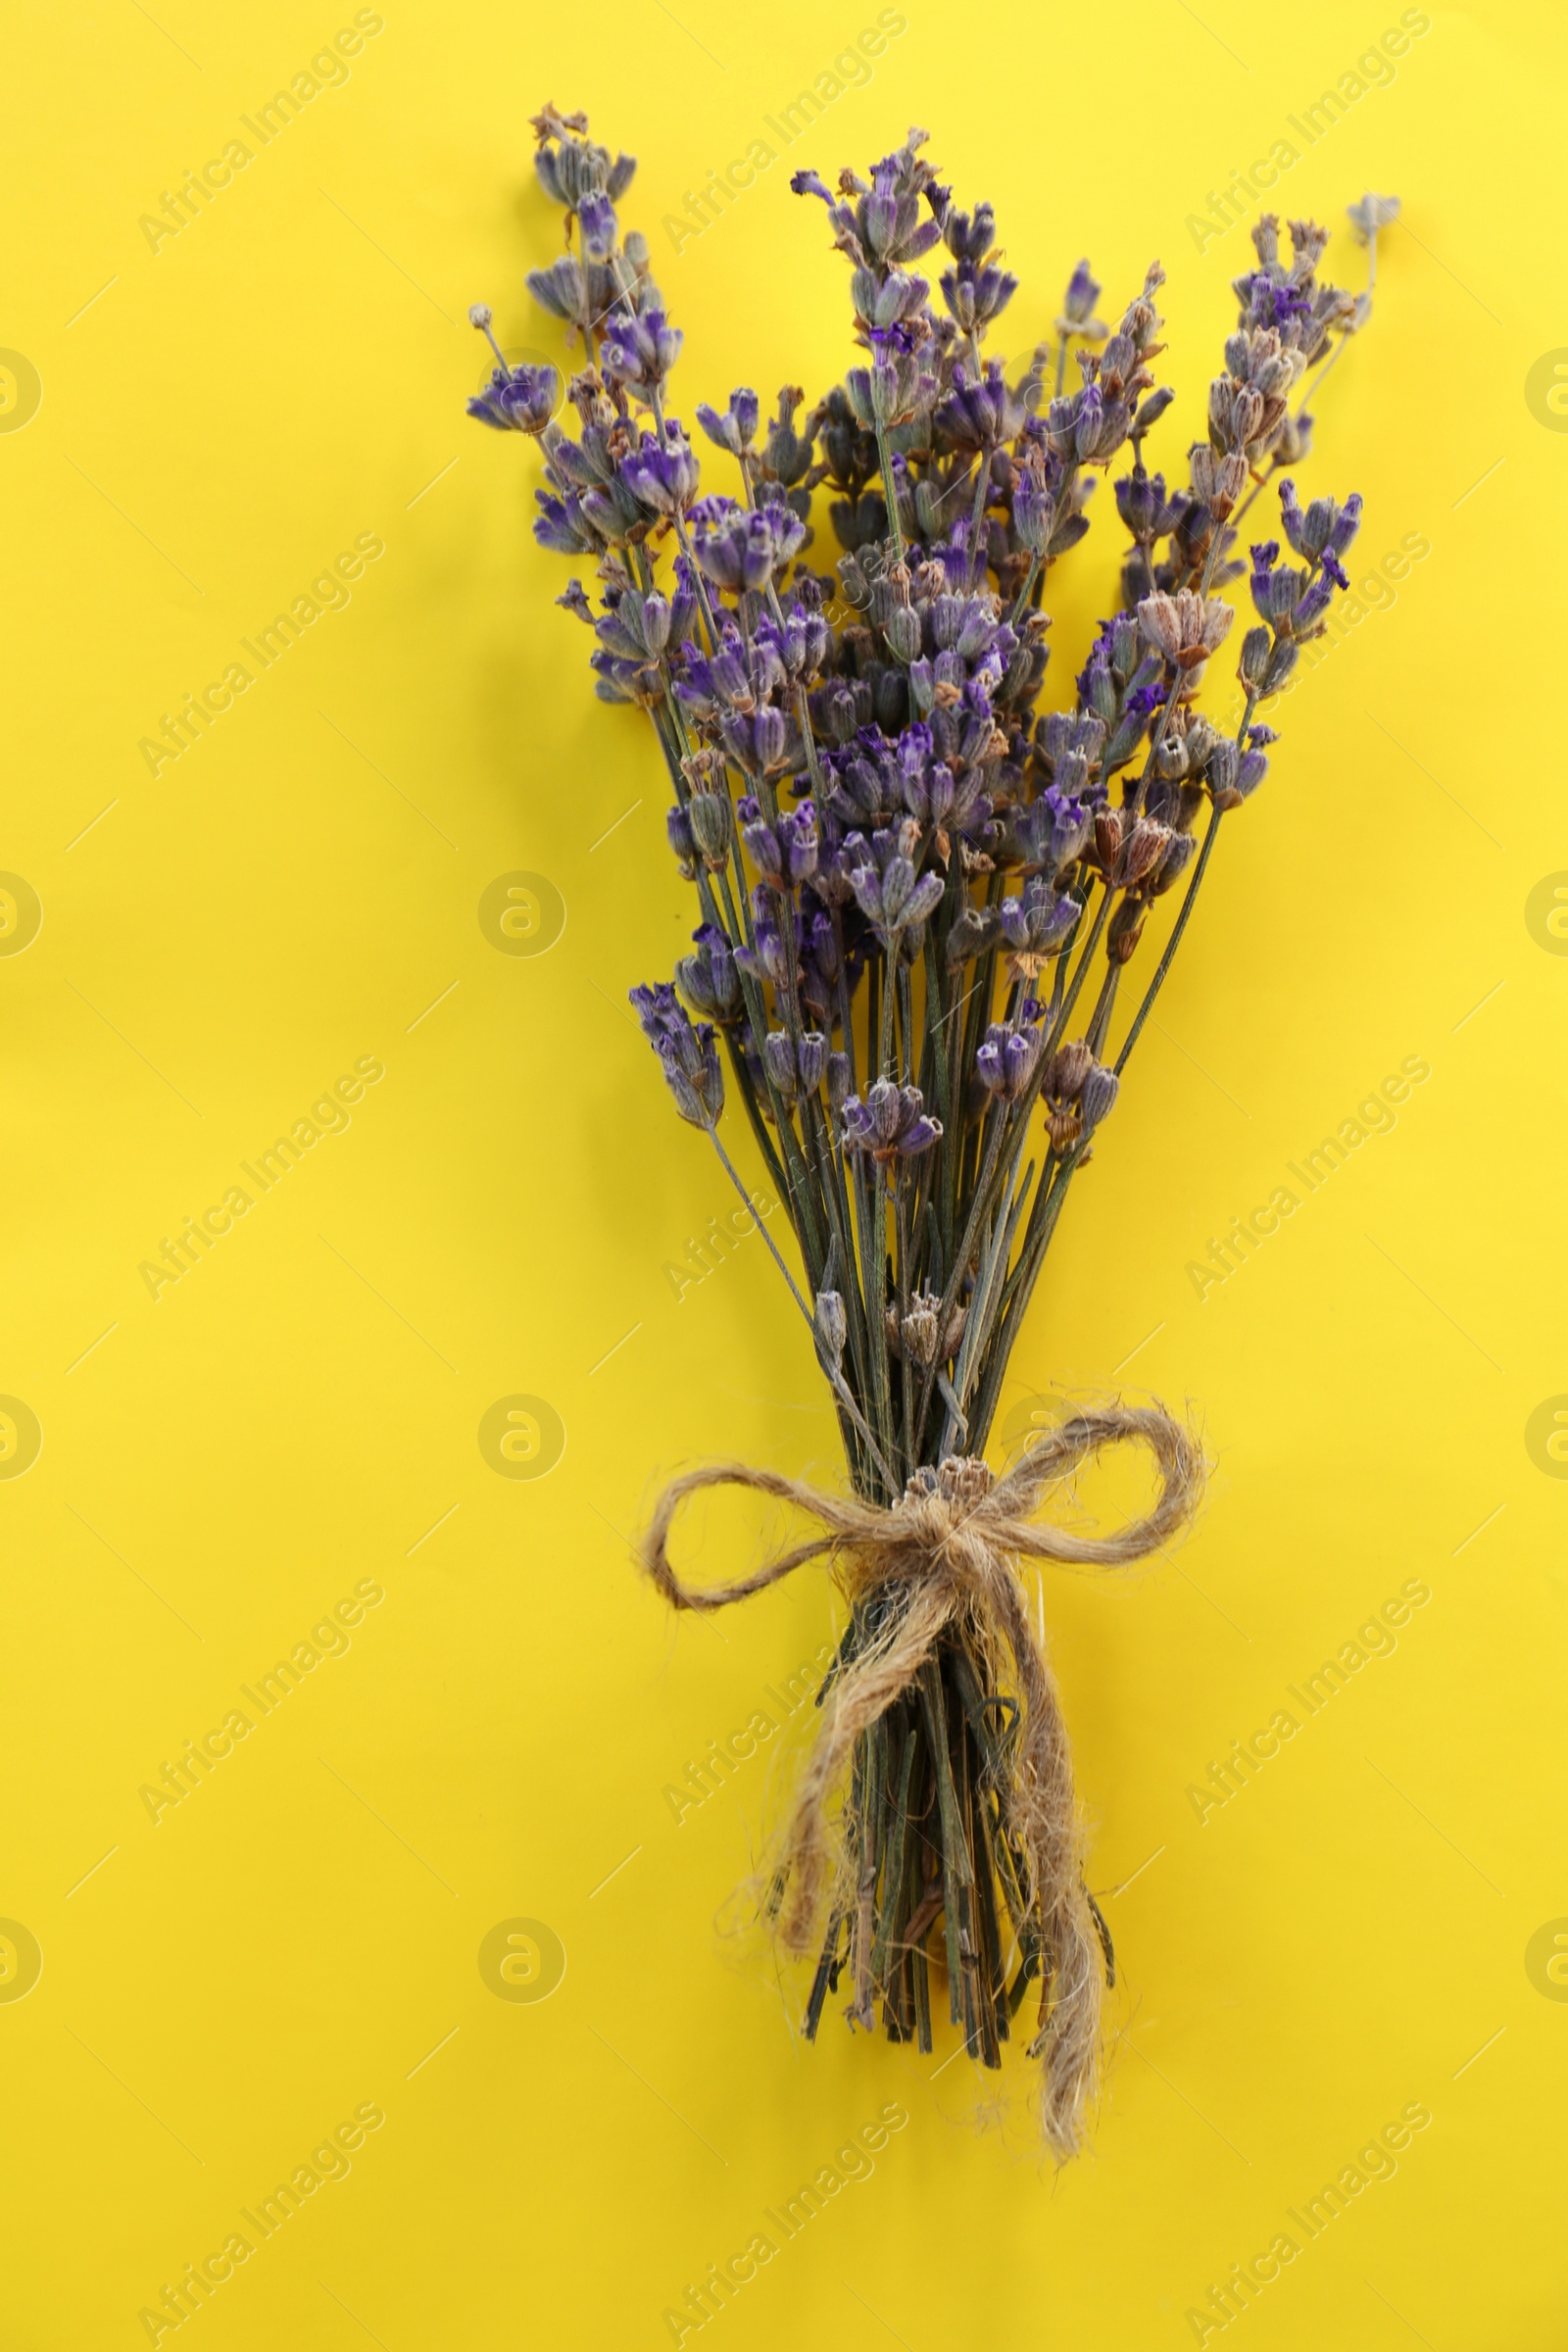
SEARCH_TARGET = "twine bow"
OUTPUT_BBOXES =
[641,1401,1204,2157]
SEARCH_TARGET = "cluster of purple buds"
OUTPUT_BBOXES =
[675,925,742,1022]
[599,305,682,395]
[939,202,1016,336]
[762,1028,829,1102]
[846,327,933,433]
[841,1079,942,1166]
[740,798,818,888]
[851,265,930,335]
[1247,541,1337,639]
[1040,1036,1117,1153]
[689,494,807,593]
[1232,215,1355,369]
[630,983,724,1129]
[976,1004,1047,1102]
[938,360,1023,455]
[1278,478,1362,587]
[620,425,701,518]
[531,108,635,213]
[1011,458,1056,557]
[696,388,760,456]
[845,820,945,947]
[468,365,559,435]
[1009,783,1093,875]
[998,873,1080,974]
[1205,727,1276,811]
[790,128,946,283]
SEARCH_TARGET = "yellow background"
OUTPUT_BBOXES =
[4,1,1565,2343]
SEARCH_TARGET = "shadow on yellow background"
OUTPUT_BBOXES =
[3,1,1565,2345]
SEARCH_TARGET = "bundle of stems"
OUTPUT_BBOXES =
[466,110,1396,2119]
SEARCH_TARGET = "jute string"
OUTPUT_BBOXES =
[641,1402,1204,2158]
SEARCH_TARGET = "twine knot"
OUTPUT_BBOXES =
[638,1400,1204,2158]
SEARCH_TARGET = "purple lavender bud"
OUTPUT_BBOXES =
[666,804,696,870]
[884,603,922,663]
[903,871,945,930]
[1134,384,1175,433]
[1059,258,1102,328]
[742,810,784,881]
[1012,463,1054,555]
[1238,625,1272,690]
[669,558,699,648]
[629,980,677,1040]
[780,803,819,885]
[1328,492,1363,557]
[814,1287,847,1372]
[754,705,787,773]
[1079,1063,1119,1130]
[1291,571,1336,632]
[827,1052,851,1113]
[659,1021,724,1129]
[1262,640,1298,693]
[1114,467,1167,540]
[1250,564,1300,629]
[797,1031,828,1093]
[1236,749,1269,798]
[762,1030,798,1098]
[576,192,617,263]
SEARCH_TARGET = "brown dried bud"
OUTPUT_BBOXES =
[1107,898,1148,963]
[1114,817,1171,889]
[885,1288,967,1367]
[1046,1038,1094,1098]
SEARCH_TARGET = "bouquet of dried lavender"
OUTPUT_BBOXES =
[467,108,1396,2154]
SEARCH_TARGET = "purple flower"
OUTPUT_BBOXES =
[689,495,805,593]
[1079,1062,1118,1130]
[467,362,559,434]
[600,305,682,395]
[841,1079,943,1165]
[620,424,701,516]
[576,192,618,262]
[998,874,1079,972]
[1278,478,1363,565]
[845,822,944,945]
[676,925,741,1022]
[629,985,724,1128]
[696,389,760,454]
[1057,258,1103,332]
[937,359,1020,453]
[533,489,604,557]
[526,253,585,325]
[976,1015,1045,1102]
